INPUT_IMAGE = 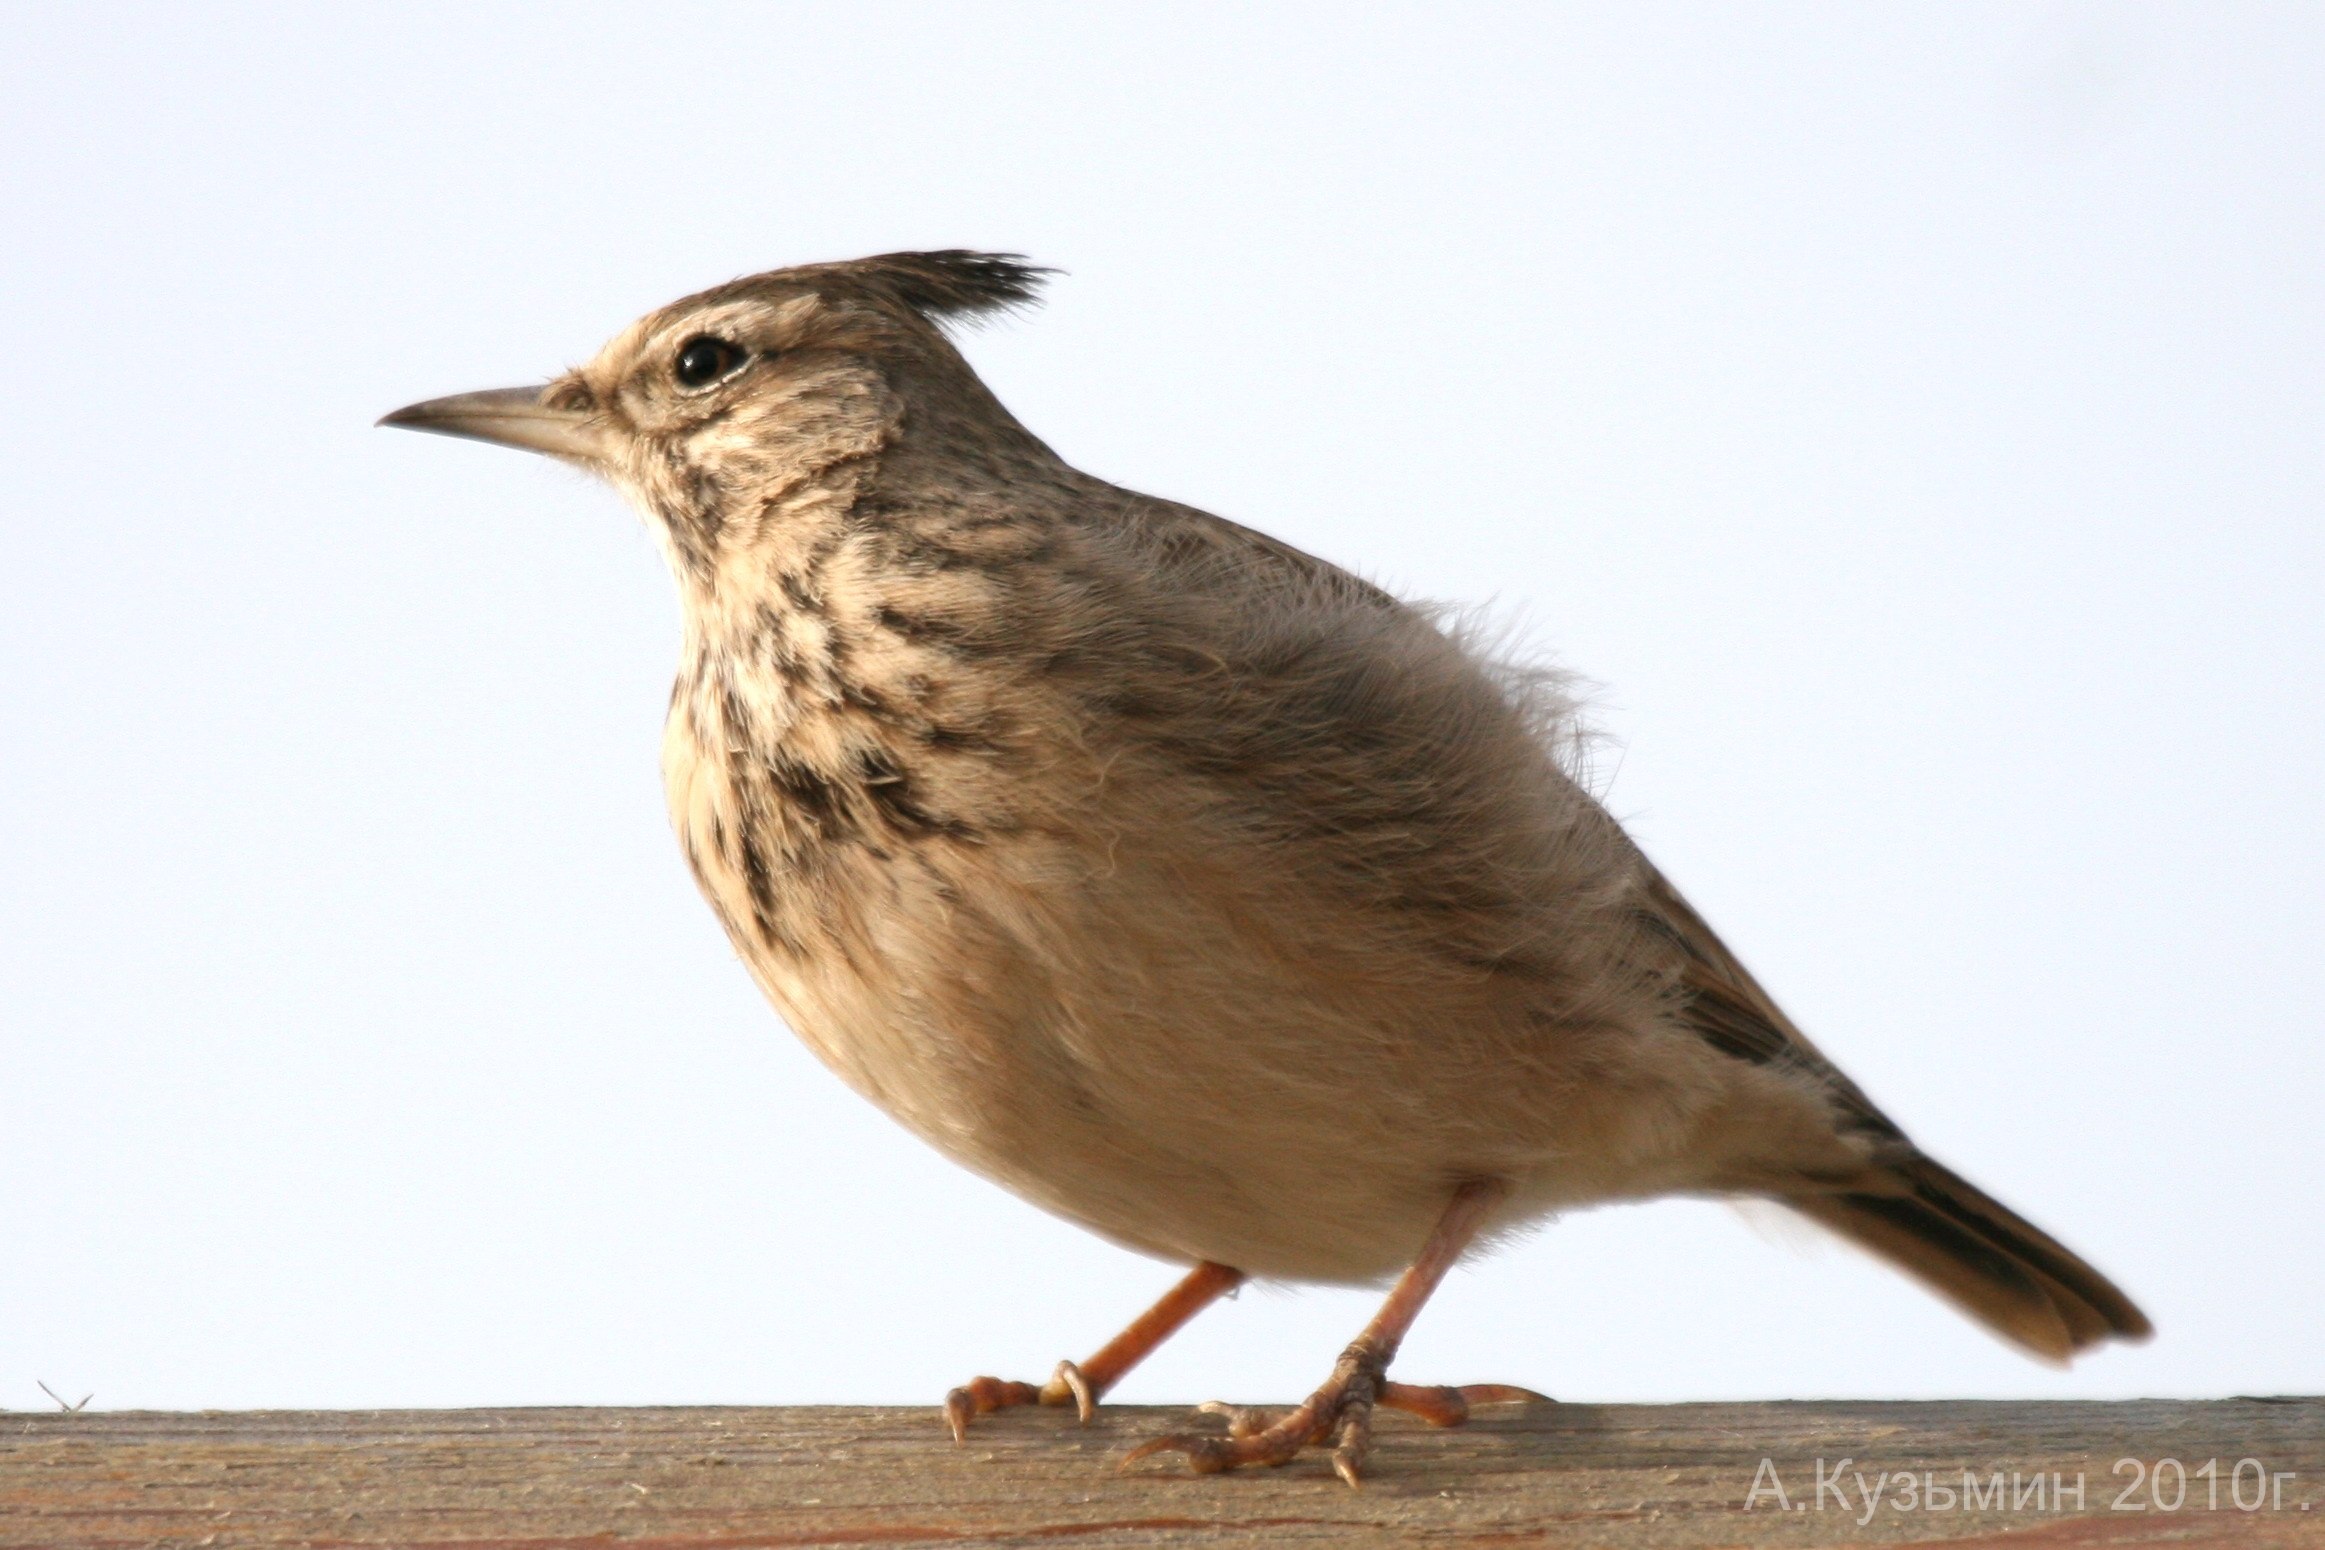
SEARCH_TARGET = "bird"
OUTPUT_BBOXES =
[381,250,2150,1484]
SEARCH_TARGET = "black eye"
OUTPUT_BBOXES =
[673,336,746,388]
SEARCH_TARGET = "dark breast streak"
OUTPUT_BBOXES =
[668,574,1019,968]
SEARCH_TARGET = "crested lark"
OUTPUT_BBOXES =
[383,252,2148,1483]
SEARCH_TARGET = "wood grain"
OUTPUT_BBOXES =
[3,1399,2317,1548]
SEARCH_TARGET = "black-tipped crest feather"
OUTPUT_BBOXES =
[853,250,1054,326]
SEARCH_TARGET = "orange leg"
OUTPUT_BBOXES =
[1123,1180,1547,1486]
[944,1260,1245,1442]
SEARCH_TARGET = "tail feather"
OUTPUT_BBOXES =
[1787,1155,2150,1362]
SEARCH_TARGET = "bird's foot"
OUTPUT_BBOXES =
[1121,1339,1545,1486]
[943,1360,1098,1442]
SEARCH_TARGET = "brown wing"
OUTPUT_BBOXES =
[1629,859,1906,1146]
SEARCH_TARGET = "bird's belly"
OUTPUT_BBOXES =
[717,875,1723,1285]
[665,723,1741,1284]
[768,965,1472,1283]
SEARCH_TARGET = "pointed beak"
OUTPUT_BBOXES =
[377,386,607,462]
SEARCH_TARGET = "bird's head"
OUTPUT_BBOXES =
[382,251,1053,578]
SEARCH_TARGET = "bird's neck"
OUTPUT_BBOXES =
[669,466,868,667]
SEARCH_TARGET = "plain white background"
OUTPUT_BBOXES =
[3,4,2318,1414]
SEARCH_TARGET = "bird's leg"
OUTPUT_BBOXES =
[945,1260,1245,1441]
[1122,1179,1546,1486]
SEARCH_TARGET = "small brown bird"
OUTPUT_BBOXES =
[383,252,2148,1484]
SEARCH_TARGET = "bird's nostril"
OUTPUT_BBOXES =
[543,380,597,414]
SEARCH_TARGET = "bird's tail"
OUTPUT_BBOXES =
[1785,1154,2151,1361]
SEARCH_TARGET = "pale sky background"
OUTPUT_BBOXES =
[3,4,2319,1416]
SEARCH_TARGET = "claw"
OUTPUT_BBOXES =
[942,1375,1043,1443]
[1042,1359,1097,1422]
[1329,1399,1372,1487]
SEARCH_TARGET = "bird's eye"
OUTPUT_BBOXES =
[673,336,746,388]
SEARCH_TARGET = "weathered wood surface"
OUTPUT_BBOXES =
[2,1399,2318,1548]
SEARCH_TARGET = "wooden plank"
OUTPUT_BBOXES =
[2,1399,2318,1548]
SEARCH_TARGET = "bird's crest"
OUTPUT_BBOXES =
[847,251,1054,327]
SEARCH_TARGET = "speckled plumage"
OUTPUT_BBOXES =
[386,253,2146,1471]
